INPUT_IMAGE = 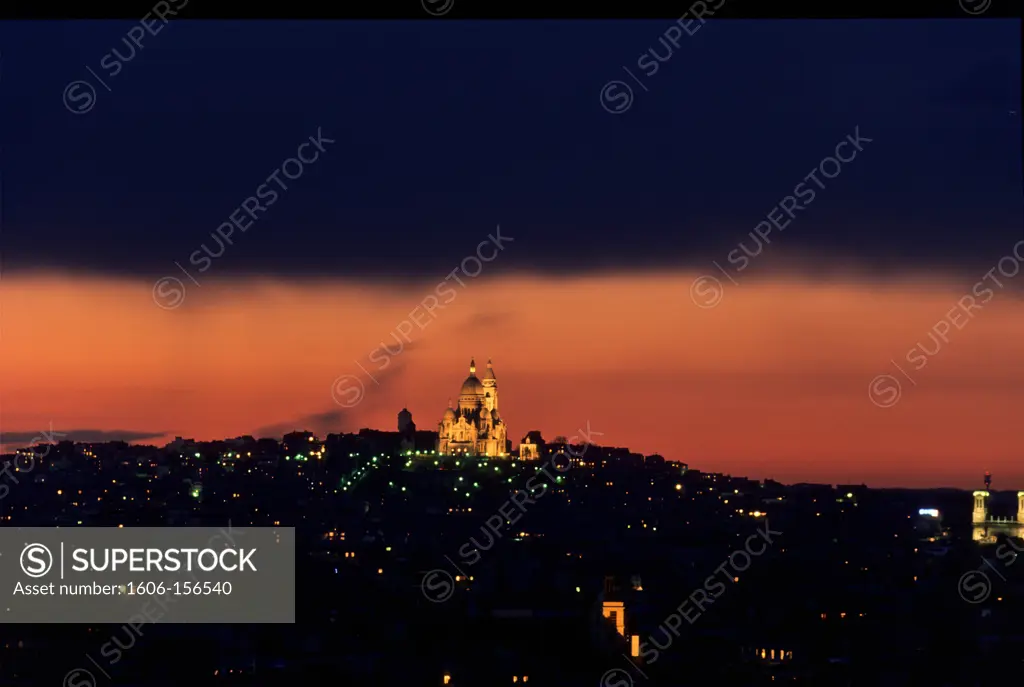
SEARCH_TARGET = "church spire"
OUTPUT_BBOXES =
[469,358,476,375]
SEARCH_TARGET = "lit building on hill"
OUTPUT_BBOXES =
[436,359,509,457]
[971,474,1024,543]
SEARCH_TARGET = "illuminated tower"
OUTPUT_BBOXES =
[600,576,626,637]
[973,490,989,524]
[1018,492,1024,524]
[598,575,642,658]
[481,359,498,412]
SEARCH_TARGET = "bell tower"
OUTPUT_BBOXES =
[482,358,498,412]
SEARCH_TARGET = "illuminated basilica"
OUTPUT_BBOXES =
[436,359,509,457]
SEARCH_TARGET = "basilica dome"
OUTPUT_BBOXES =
[461,375,484,395]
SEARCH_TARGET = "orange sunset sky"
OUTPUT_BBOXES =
[2,268,1022,489]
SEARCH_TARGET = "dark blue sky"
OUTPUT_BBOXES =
[1,20,1020,280]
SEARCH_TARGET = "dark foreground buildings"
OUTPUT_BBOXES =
[1,423,1022,686]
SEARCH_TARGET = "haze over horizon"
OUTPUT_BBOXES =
[5,266,1024,489]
